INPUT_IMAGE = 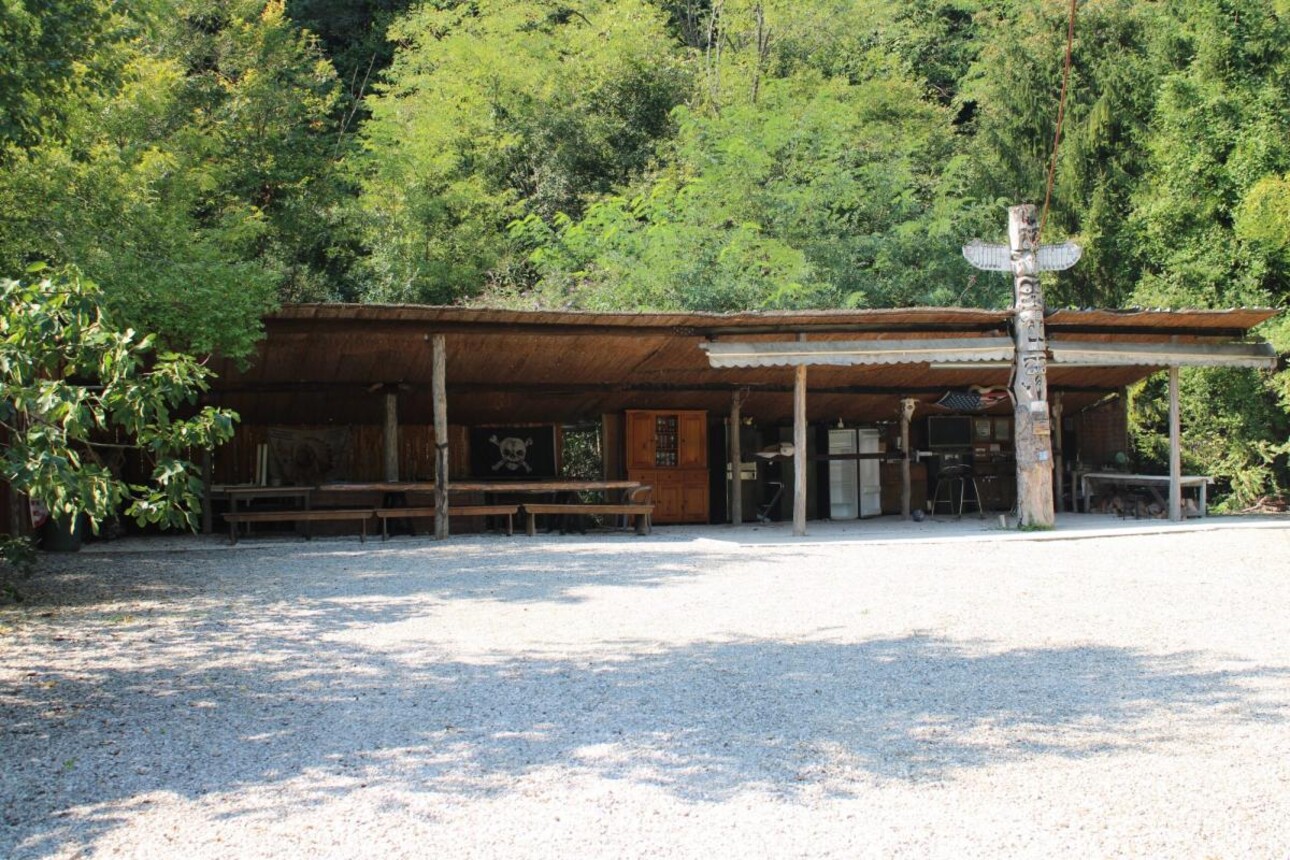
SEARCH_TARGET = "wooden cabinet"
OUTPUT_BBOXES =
[627,411,657,470]
[678,412,706,468]
[680,469,709,522]
[626,410,709,524]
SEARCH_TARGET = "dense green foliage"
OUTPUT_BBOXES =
[0,0,110,151]
[356,0,691,302]
[1,268,237,533]
[0,0,347,356]
[3,0,1290,505]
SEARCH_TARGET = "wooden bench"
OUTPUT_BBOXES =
[522,504,653,536]
[522,485,653,537]
[522,486,653,536]
[224,509,377,544]
[374,504,518,539]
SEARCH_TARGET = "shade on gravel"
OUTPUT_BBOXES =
[3,520,1289,858]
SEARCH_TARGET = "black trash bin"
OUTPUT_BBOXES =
[42,513,86,552]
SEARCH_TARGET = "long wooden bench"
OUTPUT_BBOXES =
[521,497,650,531]
[224,509,377,544]
[374,504,519,540]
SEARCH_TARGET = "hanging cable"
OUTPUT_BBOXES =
[1039,0,1079,243]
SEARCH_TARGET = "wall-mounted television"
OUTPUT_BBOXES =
[927,415,972,449]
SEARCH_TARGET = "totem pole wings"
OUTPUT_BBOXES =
[962,239,1083,272]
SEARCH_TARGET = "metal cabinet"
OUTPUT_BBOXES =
[828,428,882,519]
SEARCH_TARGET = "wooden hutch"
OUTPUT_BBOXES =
[625,410,709,524]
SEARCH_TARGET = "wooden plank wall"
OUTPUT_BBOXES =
[212,424,472,484]
[1072,396,1129,468]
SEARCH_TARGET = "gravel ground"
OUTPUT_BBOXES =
[3,516,1290,859]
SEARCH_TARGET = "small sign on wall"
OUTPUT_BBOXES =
[469,425,558,478]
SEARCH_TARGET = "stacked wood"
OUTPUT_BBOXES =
[1243,495,1289,513]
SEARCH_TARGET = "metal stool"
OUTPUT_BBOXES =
[931,464,984,519]
[757,480,784,523]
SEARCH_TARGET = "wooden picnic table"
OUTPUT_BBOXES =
[215,480,652,541]
[211,485,315,541]
[317,480,642,495]
[320,480,652,536]
[212,485,314,512]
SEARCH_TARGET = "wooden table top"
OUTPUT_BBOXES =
[315,480,643,493]
[1079,472,1212,486]
[212,485,314,498]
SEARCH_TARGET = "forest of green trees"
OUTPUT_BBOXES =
[4,0,1290,507]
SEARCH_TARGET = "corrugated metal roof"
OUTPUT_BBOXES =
[1045,307,1278,333]
[701,338,1016,367]
[1049,340,1277,369]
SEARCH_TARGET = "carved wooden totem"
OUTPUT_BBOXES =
[962,205,1081,528]
[1008,204,1054,527]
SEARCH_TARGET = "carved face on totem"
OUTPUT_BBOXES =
[1019,308,1045,347]
[1018,353,1048,403]
[1008,205,1040,252]
[1014,272,1041,309]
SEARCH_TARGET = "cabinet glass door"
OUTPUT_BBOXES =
[654,415,678,466]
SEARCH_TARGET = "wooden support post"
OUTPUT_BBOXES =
[383,389,399,482]
[900,398,916,520]
[1052,393,1065,514]
[432,335,450,540]
[730,390,744,526]
[793,364,807,537]
[201,449,213,535]
[1169,365,1182,521]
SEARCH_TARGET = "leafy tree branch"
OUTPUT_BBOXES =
[1,267,238,534]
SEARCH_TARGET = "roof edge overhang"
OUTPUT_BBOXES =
[266,304,1012,337]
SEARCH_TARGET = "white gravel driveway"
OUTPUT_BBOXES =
[3,518,1290,858]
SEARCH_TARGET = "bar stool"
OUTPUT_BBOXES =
[931,463,984,519]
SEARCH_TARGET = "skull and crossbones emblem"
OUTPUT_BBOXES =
[490,434,534,473]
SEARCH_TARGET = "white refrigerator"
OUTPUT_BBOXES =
[828,428,882,519]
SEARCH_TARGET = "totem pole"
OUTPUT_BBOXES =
[963,204,1081,528]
